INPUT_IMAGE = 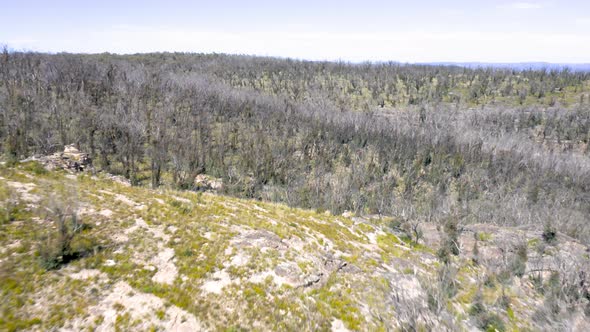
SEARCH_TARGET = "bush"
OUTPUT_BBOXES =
[19,161,48,175]
[0,205,19,224]
[393,219,424,245]
[438,264,458,298]
[37,205,92,270]
[422,265,458,315]
[0,186,21,224]
[472,239,480,265]
[497,290,511,310]
[437,218,460,264]
[484,274,496,288]
[469,294,486,317]
[510,243,528,278]
[469,291,506,332]
[443,218,460,255]
[542,223,557,244]
[479,313,506,332]
[437,246,451,265]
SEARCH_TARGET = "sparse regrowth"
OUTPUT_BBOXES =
[1,52,590,331]
[0,163,588,330]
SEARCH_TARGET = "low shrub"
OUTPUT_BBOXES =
[542,223,557,244]
[469,291,506,332]
[37,206,94,270]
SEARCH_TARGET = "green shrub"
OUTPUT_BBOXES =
[19,161,48,175]
[484,274,496,288]
[0,186,25,224]
[469,295,486,317]
[479,313,506,332]
[469,291,506,332]
[37,207,94,270]
[0,205,19,224]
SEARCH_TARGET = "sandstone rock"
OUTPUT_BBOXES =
[300,273,323,288]
[194,174,223,191]
[231,230,287,251]
[274,262,303,284]
[24,144,92,173]
[104,174,131,186]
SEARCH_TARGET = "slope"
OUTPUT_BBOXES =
[0,162,589,331]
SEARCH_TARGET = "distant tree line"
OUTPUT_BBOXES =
[1,50,589,241]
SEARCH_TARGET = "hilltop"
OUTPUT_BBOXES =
[1,161,589,331]
[424,62,590,72]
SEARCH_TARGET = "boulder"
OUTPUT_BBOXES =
[25,144,93,172]
[194,174,223,191]
[61,145,92,170]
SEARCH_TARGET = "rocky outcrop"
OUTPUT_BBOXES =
[24,144,92,172]
[194,174,223,191]
[3,166,590,332]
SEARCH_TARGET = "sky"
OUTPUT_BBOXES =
[1,0,590,63]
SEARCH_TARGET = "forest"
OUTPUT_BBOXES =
[1,49,589,242]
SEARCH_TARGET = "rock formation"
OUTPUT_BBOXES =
[23,144,92,172]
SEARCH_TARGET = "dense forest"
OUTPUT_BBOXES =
[1,49,589,241]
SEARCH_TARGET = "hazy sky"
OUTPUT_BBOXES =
[2,0,590,62]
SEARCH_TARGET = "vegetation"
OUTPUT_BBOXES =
[0,156,588,330]
[1,50,589,330]
[469,290,506,332]
[1,50,589,242]
[37,194,96,270]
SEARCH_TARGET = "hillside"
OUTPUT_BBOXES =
[1,162,589,331]
[1,51,589,243]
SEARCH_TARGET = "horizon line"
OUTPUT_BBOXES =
[3,46,590,68]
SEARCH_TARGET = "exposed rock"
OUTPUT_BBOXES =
[274,262,302,279]
[172,195,191,204]
[227,251,249,267]
[98,209,113,218]
[68,269,107,281]
[151,247,178,285]
[299,273,323,288]
[195,174,223,191]
[341,210,354,218]
[249,269,298,287]
[114,194,137,207]
[323,253,348,272]
[6,181,40,203]
[273,262,303,285]
[25,144,92,173]
[4,167,590,331]
[231,230,287,251]
[103,174,131,187]
[104,259,116,267]
[66,281,204,331]
[201,270,234,294]
[331,319,351,332]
